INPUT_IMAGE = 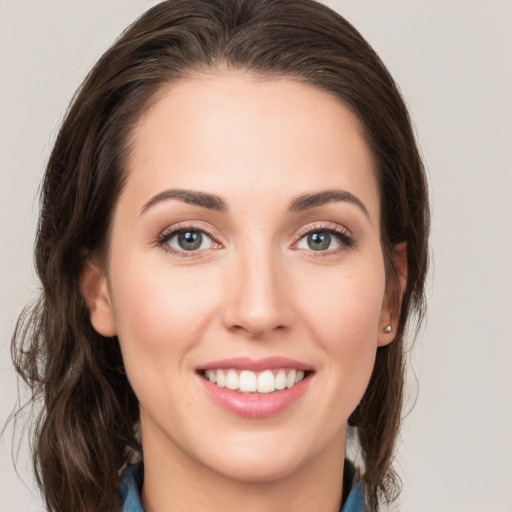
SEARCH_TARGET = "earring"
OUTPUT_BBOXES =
[383,325,392,333]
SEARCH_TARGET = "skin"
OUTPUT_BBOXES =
[82,72,403,512]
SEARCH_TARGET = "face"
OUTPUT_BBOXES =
[84,72,397,484]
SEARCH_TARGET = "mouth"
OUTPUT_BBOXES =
[198,368,311,394]
[196,357,314,417]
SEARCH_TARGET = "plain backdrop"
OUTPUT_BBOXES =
[1,1,511,511]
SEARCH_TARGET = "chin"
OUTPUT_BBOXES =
[197,425,343,484]
[207,450,306,484]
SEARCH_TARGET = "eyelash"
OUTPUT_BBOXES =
[293,223,355,255]
[156,223,220,258]
[156,222,355,258]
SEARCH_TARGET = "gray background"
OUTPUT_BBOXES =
[1,1,511,510]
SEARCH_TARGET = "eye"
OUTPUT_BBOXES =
[295,226,355,253]
[158,227,218,254]
[297,230,340,251]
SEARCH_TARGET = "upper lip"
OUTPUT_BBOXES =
[198,356,313,372]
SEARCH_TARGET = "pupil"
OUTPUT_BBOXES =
[308,232,330,251]
[178,231,202,250]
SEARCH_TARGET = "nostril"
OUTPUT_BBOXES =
[227,322,287,338]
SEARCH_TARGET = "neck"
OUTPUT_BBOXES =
[140,419,347,512]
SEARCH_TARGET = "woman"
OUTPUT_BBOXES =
[11,0,429,511]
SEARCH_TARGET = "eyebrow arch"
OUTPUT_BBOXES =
[140,187,369,220]
[288,189,370,219]
[140,188,228,214]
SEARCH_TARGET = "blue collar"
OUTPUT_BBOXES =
[119,463,144,512]
[120,462,365,512]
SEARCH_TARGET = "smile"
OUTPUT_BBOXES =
[201,368,307,394]
[197,357,314,417]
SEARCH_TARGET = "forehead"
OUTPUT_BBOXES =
[122,71,379,220]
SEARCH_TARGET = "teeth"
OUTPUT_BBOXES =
[216,369,226,388]
[257,370,275,394]
[204,368,307,393]
[239,370,257,392]
[275,369,287,390]
[205,370,216,384]
[286,369,296,388]
[225,369,238,390]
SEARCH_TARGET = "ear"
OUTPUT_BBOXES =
[377,242,408,346]
[80,257,117,337]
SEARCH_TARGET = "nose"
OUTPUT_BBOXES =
[221,245,294,339]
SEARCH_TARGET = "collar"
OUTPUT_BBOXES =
[120,462,365,512]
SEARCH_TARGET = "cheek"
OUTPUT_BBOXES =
[299,261,385,341]
[108,260,225,424]
[109,254,221,367]
[296,257,386,389]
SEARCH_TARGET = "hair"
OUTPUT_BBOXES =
[10,1,429,511]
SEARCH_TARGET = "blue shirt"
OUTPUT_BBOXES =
[119,462,365,511]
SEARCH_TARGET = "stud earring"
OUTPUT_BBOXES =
[383,325,392,333]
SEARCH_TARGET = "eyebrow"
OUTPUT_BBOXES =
[141,189,228,214]
[288,189,370,219]
[140,187,369,219]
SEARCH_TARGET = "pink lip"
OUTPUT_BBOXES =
[196,357,314,419]
[198,375,312,418]
[198,356,313,372]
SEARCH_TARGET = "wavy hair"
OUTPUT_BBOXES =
[10,1,429,510]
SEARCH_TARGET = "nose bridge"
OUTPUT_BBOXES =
[222,235,292,337]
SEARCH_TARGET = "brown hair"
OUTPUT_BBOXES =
[11,1,429,510]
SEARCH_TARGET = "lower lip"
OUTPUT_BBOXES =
[198,374,312,418]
